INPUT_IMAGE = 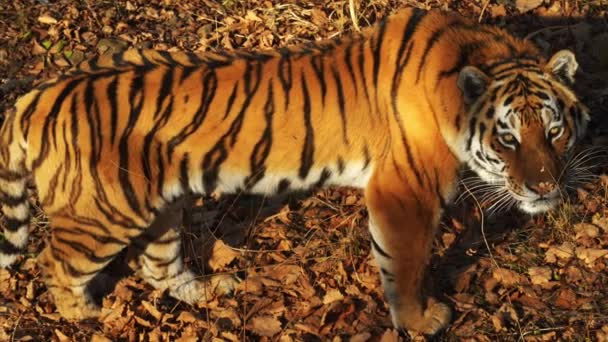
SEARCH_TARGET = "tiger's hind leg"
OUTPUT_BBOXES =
[129,199,237,305]
[38,215,129,320]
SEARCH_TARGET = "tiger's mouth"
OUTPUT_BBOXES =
[512,187,561,214]
[518,196,560,214]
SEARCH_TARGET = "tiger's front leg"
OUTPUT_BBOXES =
[365,171,451,336]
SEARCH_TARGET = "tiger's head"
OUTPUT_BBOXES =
[457,50,590,214]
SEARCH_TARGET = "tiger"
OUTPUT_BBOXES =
[0,7,589,336]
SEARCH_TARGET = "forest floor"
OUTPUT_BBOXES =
[1,0,608,341]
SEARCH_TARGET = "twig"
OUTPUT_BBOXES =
[478,0,492,22]
[349,0,360,32]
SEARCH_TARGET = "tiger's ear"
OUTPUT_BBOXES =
[458,66,490,105]
[546,49,578,84]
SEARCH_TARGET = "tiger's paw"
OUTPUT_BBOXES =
[395,297,452,336]
[51,288,102,320]
[169,272,239,305]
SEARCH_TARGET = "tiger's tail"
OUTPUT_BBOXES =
[0,107,31,268]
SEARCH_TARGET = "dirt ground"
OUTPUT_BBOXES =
[1,0,608,341]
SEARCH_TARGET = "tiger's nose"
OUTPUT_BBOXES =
[526,181,558,197]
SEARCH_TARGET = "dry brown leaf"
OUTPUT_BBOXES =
[493,267,525,286]
[574,223,600,239]
[378,329,399,342]
[575,247,608,265]
[177,311,197,323]
[322,289,344,305]
[528,266,552,285]
[249,315,282,337]
[208,240,240,271]
[545,242,575,263]
[349,333,372,342]
[38,14,58,25]
[54,329,71,342]
[0,269,10,293]
[90,334,113,342]
[515,0,543,12]
[141,300,163,321]
[554,288,578,309]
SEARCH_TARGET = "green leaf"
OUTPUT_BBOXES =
[64,50,73,58]
[42,39,52,50]
[20,30,32,40]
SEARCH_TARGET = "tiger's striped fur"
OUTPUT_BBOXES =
[0,8,589,335]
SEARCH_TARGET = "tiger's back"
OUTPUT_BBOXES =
[0,7,589,336]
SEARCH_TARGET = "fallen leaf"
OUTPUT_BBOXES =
[574,223,600,239]
[90,334,113,342]
[545,242,575,263]
[575,247,608,265]
[515,0,543,12]
[249,315,282,337]
[378,329,399,341]
[38,14,58,25]
[493,267,525,286]
[208,240,240,271]
[528,266,552,285]
[554,288,578,309]
[54,329,71,342]
[322,289,344,305]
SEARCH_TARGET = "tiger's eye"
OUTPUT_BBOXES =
[549,127,561,136]
[502,133,514,142]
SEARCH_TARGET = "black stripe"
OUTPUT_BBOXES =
[167,70,218,161]
[55,237,117,264]
[357,42,372,109]
[363,145,371,170]
[179,153,190,192]
[222,82,239,121]
[277,179,291,194]
[118,69,147,218]
[435,41,486,89]
[343,42,358,96]
[372,18,388,91]
[370,235,392,259]
[278,49,293,110]
[391,40,424,186]
[466,117,477,151]
[202,63,263,193]
[68,95,83,205]
[143,97,174,196]
[19,92,41,138]
[331,65,348,145]
[337,157,345,174]
[310,55,327,105]
[0,240,21,254]
[0,192,27,207]
[156,143,166,202]
[179,66,199,84]
[314,168,332,188]
[380,267,396,279]
[154,68,175,119]
[299,74,314,179]
[2,217,28,232]
[32,78,82,170]
[244,81,275,190]
[107,76,119,146]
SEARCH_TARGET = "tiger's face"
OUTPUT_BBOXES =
[458,50,590,214]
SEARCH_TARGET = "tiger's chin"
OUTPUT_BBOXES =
[518,197,560,215]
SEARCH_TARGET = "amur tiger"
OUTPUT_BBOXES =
[0,7,590,336]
